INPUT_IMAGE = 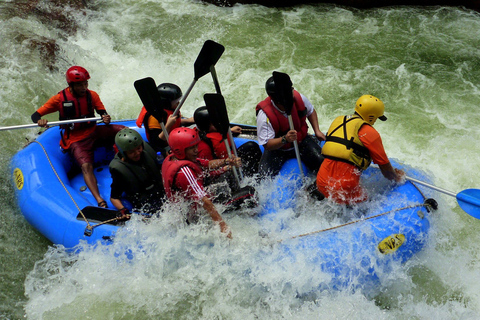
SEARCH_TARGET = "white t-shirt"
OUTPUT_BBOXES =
[256,93,314,147]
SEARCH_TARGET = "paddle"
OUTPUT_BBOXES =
[204,93,241,186]
[406,176,480,219]
[207,56,244,181]
[272,71,304,177]
[0,117,102,131]
[172,40,225,117]
[134,77,169,140]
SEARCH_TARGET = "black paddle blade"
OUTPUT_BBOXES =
[134,77,167,122]
[203,93,230,139]
[272,71,294,115]
[194,40,225,81]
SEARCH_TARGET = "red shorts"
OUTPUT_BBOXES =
[316,158,367,205]
[69,124,125,166]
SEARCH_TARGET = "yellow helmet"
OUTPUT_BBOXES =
[354,95,387,125]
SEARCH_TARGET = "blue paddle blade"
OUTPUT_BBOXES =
[456,189,480,219]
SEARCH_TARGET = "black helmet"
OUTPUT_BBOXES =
[194,106,211,132]
[265,76,275,98]
[157,83,182,103]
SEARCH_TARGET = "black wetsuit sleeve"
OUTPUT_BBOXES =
[31,111,42,123]
[110,170,127,199]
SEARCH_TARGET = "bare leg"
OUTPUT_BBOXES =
[81,162,105,206]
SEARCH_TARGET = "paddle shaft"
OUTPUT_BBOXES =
[210,65,244,180]
[228,129,244,180]
[406,176,456,197]
[223,138,241,187]
[0,117,102,131]
[288,115,304,177]
[160,122,169,142]
[173,79,196,118]
[210,65,222,95]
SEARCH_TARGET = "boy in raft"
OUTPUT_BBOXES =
[316,95,405,205]
[162,128,257,238]
[109,128,165,218]
[31,66,124,208]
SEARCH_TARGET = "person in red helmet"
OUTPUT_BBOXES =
[31,66,125,208]
[162,127,245,238]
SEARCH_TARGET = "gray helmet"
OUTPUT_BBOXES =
[115,128,143,156]
[157,83,182,103]
[193,106,211,132]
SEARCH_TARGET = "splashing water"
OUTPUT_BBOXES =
[1,1,480,319]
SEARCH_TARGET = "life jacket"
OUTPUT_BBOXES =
[136,107,148,128]
[162,153,203,199]
[58,88,95,132]
[197,130,229,160]
[136,107,181,141]
[109,143,164,206]
[255,90,308,149]
[321,115,372,170]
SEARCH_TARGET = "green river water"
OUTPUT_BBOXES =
[1,1,480,319]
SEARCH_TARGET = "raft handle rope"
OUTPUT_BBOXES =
[279,203,433,242]
[280,178,439,242]
[33,140,122,236]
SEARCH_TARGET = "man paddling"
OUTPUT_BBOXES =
[31,66,124,208]
[256,74,326,177]
[316,95,405,204]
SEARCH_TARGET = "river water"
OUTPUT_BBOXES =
[1,1,480,319]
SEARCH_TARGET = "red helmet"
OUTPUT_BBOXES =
[169,128,200,159]
[66,66,90,84]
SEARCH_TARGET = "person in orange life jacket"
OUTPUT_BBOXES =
[316,95,405,205]
[162,128,244,238]
[31,66,125,208]
[193,106,262,178]
[109,129,165,219]
[136,83,194,155]
[256,75,326,177]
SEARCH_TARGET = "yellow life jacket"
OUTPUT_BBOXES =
[321,115,372,170]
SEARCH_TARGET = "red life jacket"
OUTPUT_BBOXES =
[58,88,95,131]
[162,153,203,199]
[197,131,230,160]
[255,90,308,149]
[136,107,147,128]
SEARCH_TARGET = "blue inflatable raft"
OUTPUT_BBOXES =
[10,119,433,290]
[258,158,433,291]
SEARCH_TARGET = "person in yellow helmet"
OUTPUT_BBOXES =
[316,95,405,205]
